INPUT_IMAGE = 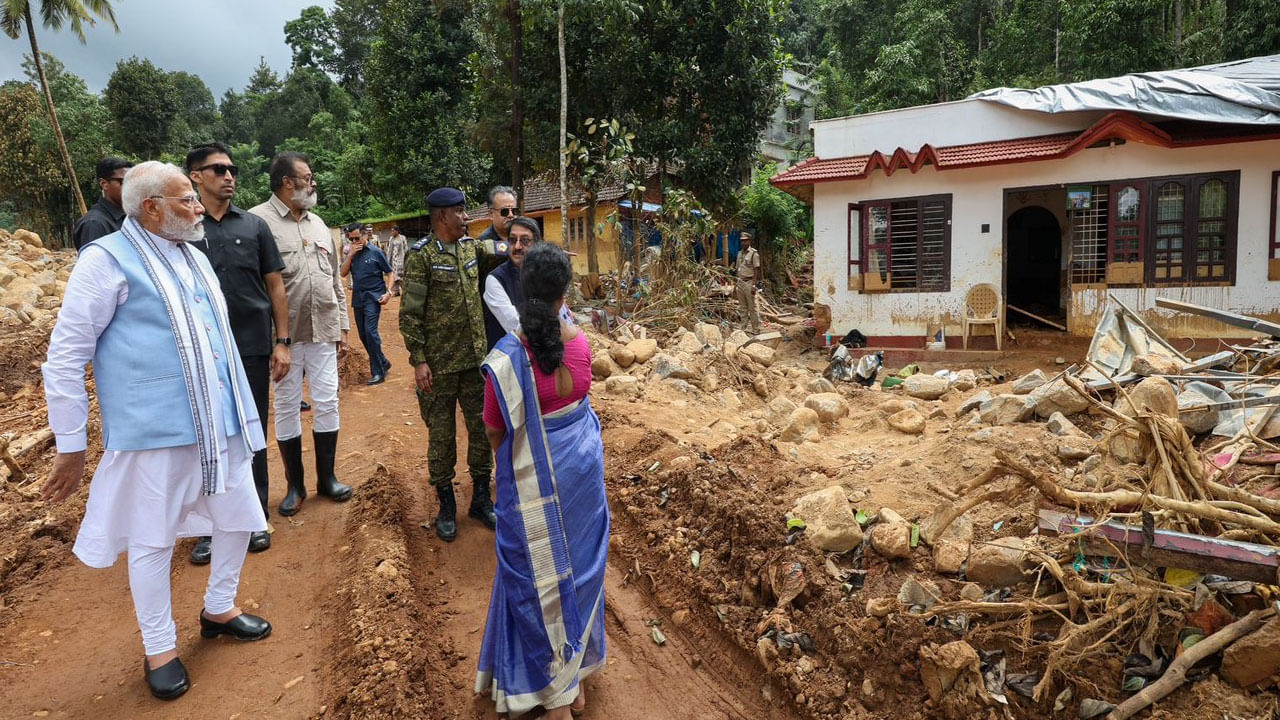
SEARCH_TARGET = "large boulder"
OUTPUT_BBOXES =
[951,369,978,392]
[1221,616,1280,688]
[590,353,618,379]
[887,408,926,435]
[675,331,704,355]
[1132,353,1180,377]
[0,264,16,288]
[957,390,991,416]
[604,375,641,396]
[804,393,849,423]
[29,269,57,296]
[1029,378,1090,418]
[1046,411,1085,437]
[932,516,972,574]
[0,277,41,310]
[626,338,658,364]
[904,374,949,400]
[740,342,776,368]
[967,537,1030,587]
[919,641,984,704]
[788,486,863,552]
[609,344,636,368]
[806,376,835,393]
[1056,435,1096,462]
[650,352,694,380]
[1011,369,1047,394]
[779,407,821,443]
[13,228,41,247]
[1115,376,1178,419]
[1177,388,1218,435]
[1107,427,1147,464]
[870,520,913,559]
[978,394,1034,425]
[694,322,723,347]
[767,396,798,426]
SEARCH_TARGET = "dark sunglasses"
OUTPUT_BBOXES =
[197,162,239,178]
[497,207,517,217]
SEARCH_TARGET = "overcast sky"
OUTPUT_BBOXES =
[0,0,334,98]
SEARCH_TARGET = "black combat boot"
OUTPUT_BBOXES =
[434,483,458,542]
[277,436,307,516]
[468,476,497,530]
[313,430,354,502]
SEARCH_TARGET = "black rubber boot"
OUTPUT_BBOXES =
[277,436,307,517]
[434,483,458,542]
[468,476,497,530]
[313,430,353,502]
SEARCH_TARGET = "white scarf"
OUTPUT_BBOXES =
[118,217,254,495]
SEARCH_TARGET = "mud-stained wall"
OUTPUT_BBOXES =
[813,138,1280,339]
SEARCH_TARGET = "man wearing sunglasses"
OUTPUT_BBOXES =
[478,185,518,252]
[184,143,291,561]
[72,157,133,252]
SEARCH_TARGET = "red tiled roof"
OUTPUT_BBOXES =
[771,111,1280,190]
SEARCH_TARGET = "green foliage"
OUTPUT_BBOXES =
[366,0,489,207]
[284,5,337,70]
[738,162,809,282]
[1223,0,1280,59]
[104,56,179,157]
[0,81,63,235]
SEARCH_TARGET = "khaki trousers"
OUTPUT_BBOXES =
[736,279,760,334]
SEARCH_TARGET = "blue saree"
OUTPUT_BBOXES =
[476,334,609,716]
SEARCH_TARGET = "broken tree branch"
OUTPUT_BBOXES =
[1106,608,1277,720]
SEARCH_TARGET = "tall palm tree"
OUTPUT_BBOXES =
[2,0,118,217]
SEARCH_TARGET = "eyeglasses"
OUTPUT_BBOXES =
[196,162,239,178]
[510,235,535,246]
[496,207,517,217]
[149,195,202,208]
[290,174,315,185]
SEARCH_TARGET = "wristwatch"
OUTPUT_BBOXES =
[275,337,292,346]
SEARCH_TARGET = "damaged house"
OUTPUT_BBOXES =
[772,55,1280,346]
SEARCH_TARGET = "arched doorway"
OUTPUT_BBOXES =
[1006,206,1063,324]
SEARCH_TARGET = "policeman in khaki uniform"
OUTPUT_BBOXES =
[736,230,762,334]
[399,188,504,542]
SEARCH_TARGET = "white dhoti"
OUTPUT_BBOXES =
[74,431,266,655]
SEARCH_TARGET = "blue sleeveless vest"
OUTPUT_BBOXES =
[91,232,245,451]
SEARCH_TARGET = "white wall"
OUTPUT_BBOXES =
[811,99,1106,158]
[813,137,1280,338]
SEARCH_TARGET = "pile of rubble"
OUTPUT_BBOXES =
[0,229,72,330]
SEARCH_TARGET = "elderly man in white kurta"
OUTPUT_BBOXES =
[41,161,272,702]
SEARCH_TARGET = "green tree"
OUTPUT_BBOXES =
[329,0,380,96]
[284,5,337,70]
[105,57,180,157]
[2,0,118,216]
[366,0,488,206]
[1223,0,1280,59]
[738,161,808,284]
[1059,0,1171,80]
[255,66,353,157]
[168,70,220,147]
[565,117,633,274]
[0,81,63,237]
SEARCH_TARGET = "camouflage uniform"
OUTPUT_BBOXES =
[399,235,502,488]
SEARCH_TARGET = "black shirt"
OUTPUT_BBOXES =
[191,204,286,357]
[72,196,126,252]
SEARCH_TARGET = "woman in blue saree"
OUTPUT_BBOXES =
[477,243,608,718]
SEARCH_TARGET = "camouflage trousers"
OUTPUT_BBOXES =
[416,368,492,487]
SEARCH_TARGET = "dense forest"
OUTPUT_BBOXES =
[3,0,1279,246]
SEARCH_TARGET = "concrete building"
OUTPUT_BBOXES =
[760,68,816,170]
[771,55,1280,345]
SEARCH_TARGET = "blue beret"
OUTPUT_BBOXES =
[426,187,466,208]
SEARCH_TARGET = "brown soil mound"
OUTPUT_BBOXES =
[339,346,371,388]
[325,465,451,719]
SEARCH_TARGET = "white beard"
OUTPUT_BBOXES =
[160,209,205,243]
[293,187,318,210]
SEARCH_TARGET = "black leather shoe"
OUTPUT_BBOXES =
[300,400,311,412]
[468,477,497,530]
[144,657,190,700]
[382,359,392,373]
[248,530,271,553]
[432,483,458,542]
[199,611,272,641]
[189,537,212,565]
[367,373,385,385]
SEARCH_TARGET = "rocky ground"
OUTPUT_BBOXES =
[1,228,1278,719]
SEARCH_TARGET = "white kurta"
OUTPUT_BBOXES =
[44,237,267,568]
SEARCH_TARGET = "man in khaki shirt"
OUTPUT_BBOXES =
[249,151,354,517]
[736,231,762,334]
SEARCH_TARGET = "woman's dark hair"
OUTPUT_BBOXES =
[519,243,573,375]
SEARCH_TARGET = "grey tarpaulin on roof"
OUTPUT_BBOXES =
[970,54,1280,125]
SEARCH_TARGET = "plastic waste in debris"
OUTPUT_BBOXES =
[854,351,884,387]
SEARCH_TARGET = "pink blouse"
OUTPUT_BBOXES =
[483,332,593,429]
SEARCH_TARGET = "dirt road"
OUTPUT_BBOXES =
[0,299,796,720]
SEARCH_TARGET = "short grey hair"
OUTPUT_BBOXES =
[121,161,189,218]
[488,185,516,206]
